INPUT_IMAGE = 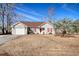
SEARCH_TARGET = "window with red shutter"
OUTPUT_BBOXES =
[47,28,52,32]
[51,28,52,32]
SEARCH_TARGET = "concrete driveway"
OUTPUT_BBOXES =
[0,35,19,45]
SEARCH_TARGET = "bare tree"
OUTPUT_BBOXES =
[0,4,5,34]
[0,3,16,34]
[48,7,56,35]
[6,4,15,34]
[48,7,55,22]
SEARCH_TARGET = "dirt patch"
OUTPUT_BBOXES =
[0,35,79,56]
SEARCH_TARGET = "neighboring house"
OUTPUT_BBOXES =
[12,22,55,35]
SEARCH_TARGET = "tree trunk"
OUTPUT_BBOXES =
[1,4,5,34]
[6,14,9,34]
[62,29,66,37]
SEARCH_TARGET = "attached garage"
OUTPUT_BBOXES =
[12,22,27,35]
[15,27,25,35]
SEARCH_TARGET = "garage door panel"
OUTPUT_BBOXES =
[15,27,25,35]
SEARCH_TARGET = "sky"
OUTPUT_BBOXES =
[15,3,79,22]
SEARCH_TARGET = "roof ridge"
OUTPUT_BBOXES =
[20,22,46,27]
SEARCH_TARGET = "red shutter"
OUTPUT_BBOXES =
[47,28,49,32]
[34,28,36,32]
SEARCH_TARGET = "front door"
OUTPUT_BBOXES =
[40,28,45,34]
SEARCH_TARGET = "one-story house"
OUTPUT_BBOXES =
[12,22,55,35]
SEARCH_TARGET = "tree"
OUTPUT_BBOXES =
[6,4,15,34]
[0,3,15,34]
[0,4,5,34]
[72,19,79,34]
[54,18,79,36]
[48,7,55,23]
[47,7,56,35]
[54,18,72,36]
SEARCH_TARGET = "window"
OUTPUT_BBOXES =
[50,28,52,32]
[47,28,52,32]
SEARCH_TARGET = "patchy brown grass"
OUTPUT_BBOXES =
[0,35,79,56]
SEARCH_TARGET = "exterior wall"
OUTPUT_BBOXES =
[30,23,55,35]
[41,23,55,35]
[12,27,15,35]
[36,28,40,34]
[12,23,27,35]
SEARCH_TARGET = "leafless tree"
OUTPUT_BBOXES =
[0,3,16,34]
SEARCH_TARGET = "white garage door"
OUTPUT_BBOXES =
[15,27,25,35]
